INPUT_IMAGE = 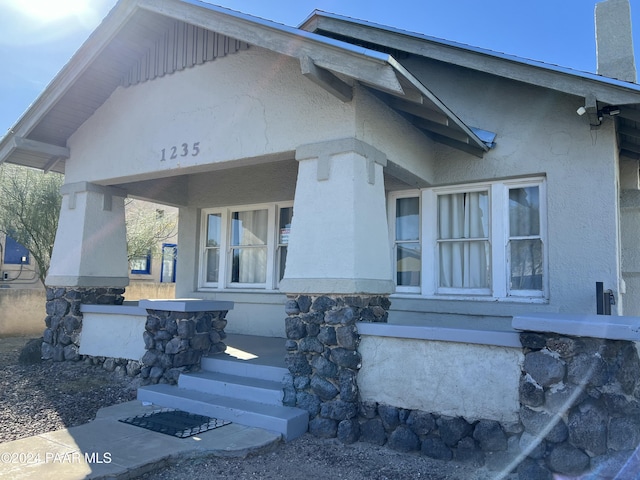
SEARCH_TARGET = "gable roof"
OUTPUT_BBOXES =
[0,0,493,174]
[5,2,640,174]
[301,11,640,160]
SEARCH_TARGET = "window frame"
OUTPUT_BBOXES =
[504,179,547,299]
[199,202,292,291]
[388,191,422,294]
[391,177,547,302]
[130,251,152,275]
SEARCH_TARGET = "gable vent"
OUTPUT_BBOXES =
[123,20,250,87]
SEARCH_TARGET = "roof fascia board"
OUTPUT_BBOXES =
[304,13,640,106]
[0,0,139,153]
[139,0,406,95]
[387,57,488,152]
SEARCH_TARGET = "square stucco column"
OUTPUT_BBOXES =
[279,137,394,295]
[46,182,129,288]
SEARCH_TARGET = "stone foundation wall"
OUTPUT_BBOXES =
[283,294,389,437]
[517,332,640,479]
[42,287,124,362]
[353,401,521,469]
[285,294,640,479]
[140,309,228,385]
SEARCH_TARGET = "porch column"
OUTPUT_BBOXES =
[46,181,129,288]
[279,137,394,294]
[280,138,394,442]
[42,182,129,362]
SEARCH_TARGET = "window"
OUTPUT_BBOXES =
[393,196,421,291]
[437,189,490,293]
[392,178,546,300]
[130,252,151,274]
[508,185,543,294]
[161,244,177,283]
[278,207,293,282]
[200,203,292,289]
[3,236,29,265]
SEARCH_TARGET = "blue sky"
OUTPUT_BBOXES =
[0,0,638,136]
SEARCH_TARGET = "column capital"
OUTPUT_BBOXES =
[296,137,387,166]
[295,137,386,184]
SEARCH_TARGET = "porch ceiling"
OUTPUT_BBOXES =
[0,0,493,177]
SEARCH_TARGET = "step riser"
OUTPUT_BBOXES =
[201,357,288,383]
[178,375,283,405]
[137,386,308,441]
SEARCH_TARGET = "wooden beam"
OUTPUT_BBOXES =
[619,126,640,140]
[412,118,469,144]
[620,106,640,122]
[12,137,70,159]
[300,56,352,102]
[426,131,485,158]
[388,97,449,125]
[621,141,640,155]
[43,156,64,173]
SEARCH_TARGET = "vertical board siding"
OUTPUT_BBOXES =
[123,21,249,87]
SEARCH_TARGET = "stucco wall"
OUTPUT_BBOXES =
[358,335,523,423]
[396,58,622,316]
[123,282,175,301]
[0,288,46,336]
[79,311,147,361]
[65,47,356,186]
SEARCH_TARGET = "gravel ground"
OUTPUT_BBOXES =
[0,336,511,480]
[0,336,138,444]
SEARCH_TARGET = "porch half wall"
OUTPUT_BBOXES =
[357,324,523,423]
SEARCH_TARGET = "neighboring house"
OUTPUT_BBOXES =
[126,200,178,285]
[0,235,40,289]
[1,0,640,475]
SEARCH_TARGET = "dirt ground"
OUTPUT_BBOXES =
[0,336,512,479]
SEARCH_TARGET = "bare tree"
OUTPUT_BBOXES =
[0,164,63,284]
[0,164,178,284]
[125,199,178,262]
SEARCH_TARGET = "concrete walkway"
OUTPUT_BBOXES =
[0,401,281,479]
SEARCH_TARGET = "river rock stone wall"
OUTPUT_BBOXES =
[140,309,228,385]
[517,332,640,479]
[42,287,124,362]
[283,294,389,438]
[354,401,521,468]
[284,294,640,479]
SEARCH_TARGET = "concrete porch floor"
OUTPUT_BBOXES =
[217,333,287,369]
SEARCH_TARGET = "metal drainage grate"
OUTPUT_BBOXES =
[119,409,231,438]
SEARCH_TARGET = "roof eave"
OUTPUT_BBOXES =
[302,11,640,107]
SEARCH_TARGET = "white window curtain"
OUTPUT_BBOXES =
[231,209,268,284]
[509,187,542,291]
[438,191,489,289]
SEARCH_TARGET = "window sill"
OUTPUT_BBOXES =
[391,292,548,304]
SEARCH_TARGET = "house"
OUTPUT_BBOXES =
[1,0,640,476]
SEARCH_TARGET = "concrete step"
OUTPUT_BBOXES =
[178,370,284,405]
[137,384,308,441]
[201,355,288,383]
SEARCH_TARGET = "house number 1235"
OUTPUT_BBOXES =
[160,142,200,161]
